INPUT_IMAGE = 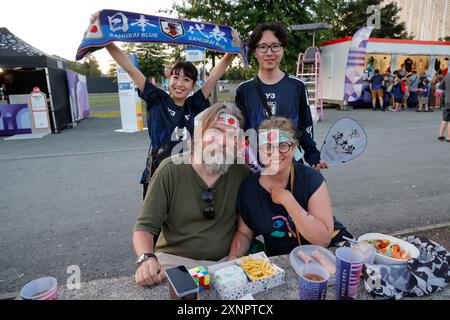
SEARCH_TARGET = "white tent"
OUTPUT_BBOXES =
[320,37,450,106]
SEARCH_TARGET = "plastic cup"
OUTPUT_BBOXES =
[351,242,376,264]
[335,247,364,300]
[20,277,58,300]
[298,264,329,300]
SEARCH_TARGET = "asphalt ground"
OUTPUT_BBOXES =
[1,107,449,294]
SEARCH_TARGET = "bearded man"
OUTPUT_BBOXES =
[132,102,249,287]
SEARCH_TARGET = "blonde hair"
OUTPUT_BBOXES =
[258,116,299,144]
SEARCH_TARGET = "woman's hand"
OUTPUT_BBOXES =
[270,187,294,206]
[90,11,100,24]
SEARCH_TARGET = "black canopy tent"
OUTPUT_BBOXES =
[0,27,71,132]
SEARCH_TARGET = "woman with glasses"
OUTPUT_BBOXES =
[235,22,328,171]
[228,117,352,259]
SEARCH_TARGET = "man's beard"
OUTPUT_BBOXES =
[204,162,231,175]
[202,146,234,175]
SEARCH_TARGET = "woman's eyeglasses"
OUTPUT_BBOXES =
[255,43,282,53]
[260,142,293,154]
[202,188,215,219]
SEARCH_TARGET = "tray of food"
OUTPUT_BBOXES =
[289,245,336,285]
[357,233,420,265]
[208,252,285,300]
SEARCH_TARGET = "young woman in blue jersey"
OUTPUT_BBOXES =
[228,117,352,258]
[90,13,235,198]
[235,22,328,171]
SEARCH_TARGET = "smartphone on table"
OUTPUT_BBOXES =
[165,265,199,298]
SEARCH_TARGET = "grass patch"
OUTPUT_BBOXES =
[89,111,121,118]
[89,93,119,108]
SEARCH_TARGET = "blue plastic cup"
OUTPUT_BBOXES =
[20,277,58,300]
[335,247,364,300]
[299,263,329,300]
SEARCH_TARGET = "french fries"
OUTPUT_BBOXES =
[237,256,278,281]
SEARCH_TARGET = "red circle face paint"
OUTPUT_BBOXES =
[268,132,277,142]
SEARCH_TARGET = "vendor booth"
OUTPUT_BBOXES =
[320,37,450,107]
[0,27,72,137]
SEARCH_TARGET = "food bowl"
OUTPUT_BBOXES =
[289,245,336,285]
[357,233,419,265]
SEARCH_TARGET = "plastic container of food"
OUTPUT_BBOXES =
[290,245,336,286]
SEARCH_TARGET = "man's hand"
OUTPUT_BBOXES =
[312,160,328,171]
[135,258,166,287]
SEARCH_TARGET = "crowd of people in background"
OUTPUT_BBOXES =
[367,56,450,143]
[368,57,448,113]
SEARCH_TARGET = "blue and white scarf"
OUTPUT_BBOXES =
[76,9,248,63]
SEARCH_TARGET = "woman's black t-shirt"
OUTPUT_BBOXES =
[237,163,325,256]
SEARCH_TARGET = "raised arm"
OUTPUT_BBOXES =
[201,53,234,98]
[105,43,146,91]
[89,11,146,91]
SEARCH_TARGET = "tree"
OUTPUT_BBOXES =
[169,0,316,75]
[107,63,117,78]
[313,0,410,42]
[69,55,102,77]
[122,43,168,82]
[223,65,256,81]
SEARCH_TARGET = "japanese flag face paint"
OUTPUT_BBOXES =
[258,129,294,145]
[213,113,240,130]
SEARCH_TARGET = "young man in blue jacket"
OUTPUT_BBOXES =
[235,22,327,170]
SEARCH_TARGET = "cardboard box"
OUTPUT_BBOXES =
[208,252,285,300]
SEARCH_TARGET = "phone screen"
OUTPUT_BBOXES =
[165,266,198,295]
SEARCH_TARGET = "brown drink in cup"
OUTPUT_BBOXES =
[303,273,325,282]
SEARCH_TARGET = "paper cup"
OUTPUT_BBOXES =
[335,247,364,300]
[20,277,58,300]
[351,242,376,264]
[299,264,329,300]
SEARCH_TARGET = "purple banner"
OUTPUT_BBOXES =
[0,104,32,136]
[343,27,374,102]
[66,70,90,122]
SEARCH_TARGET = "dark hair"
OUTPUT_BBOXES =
[412,70,417,74]
[248,22,289,51]
[171,61,198,83]
[424,78,429,84]
[374,69,379,74]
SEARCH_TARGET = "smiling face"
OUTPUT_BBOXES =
[257,117,297,176]
[201,123,238,175]
[254,30,284,72]
[259,141,295,175]
[169,69,195,103]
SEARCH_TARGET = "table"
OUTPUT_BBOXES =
[59,254,450,300]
